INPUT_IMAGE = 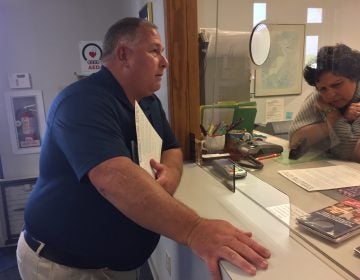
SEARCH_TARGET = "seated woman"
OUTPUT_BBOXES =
[289,44,360,161]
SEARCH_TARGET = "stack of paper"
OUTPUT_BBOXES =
[135,101,162,177]
[279,165,360,192]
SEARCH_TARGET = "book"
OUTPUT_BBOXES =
[336,186,360,198]
[296,198,360,243]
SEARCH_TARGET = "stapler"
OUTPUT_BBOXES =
[289,138,307,160]
[238,140,283,158]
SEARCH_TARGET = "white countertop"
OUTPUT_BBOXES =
[174,163,347,279]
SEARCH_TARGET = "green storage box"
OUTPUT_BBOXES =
[200,101,257,135]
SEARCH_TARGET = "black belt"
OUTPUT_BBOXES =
[23,230,105,269]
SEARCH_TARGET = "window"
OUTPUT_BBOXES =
[307,8,322,23]
[253,3,267,26]
[305,35,319,66]
[306,8,321,66]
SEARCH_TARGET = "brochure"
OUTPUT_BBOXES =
[296,198,360,243]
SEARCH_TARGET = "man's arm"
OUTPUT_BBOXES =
[88,157,270,279]
[150,147,183,195]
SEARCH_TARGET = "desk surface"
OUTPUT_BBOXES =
[175,163,346,279]
[244,133,360,279]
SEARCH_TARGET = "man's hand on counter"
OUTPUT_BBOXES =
[187,218,271,280]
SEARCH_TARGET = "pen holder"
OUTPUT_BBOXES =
[225,130,252,150]
[204,135,225,153]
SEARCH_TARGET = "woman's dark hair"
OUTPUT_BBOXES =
[303,44,360,86]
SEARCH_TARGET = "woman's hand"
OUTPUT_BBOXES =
[315,96,341,125]
[344,102,360,122]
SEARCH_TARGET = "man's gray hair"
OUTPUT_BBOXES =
[102,17,157,62]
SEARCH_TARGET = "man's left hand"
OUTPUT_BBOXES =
[150,159,180,195]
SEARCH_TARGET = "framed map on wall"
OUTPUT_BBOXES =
[254,24,306,97]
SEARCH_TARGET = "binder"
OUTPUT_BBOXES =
[200,101,257,134]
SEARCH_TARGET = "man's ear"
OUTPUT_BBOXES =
[115,44,130,66]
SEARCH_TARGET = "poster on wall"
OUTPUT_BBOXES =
[4,90,46,154]
[78,41,103,76]
[265,98,285,122]
[255,24,305,97]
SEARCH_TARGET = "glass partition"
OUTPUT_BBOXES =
[198,0,360,122]
[198,1,360,278]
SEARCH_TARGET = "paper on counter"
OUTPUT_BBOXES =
[266,203,307,226]
[135,101,162,177]
[279,165,360,191]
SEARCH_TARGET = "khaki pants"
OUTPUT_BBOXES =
[16,232,139,280]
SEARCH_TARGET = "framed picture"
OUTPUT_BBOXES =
[254,24,306,97]
[4,90,46,154]
[139,2,153,22]
[0,177,37,244]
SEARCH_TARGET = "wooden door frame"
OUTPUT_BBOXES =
[164,0,200,160]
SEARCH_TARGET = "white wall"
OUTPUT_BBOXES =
[0,0,139,246]
[197,0,360,124]
[0,0,170,179]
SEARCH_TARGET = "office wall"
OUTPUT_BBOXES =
[197,0,360,124]
[0,0,171,247]
[0,0,134,247]
[0,0,170,179]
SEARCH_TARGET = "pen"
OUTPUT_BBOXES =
[208,124,215,136]
[227,118,244,132]
[256,153,281,161]
[212,122,222,136]
[214,122,229,136]
[200,124,207,136]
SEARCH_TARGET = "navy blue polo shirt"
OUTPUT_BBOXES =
[24,66,180,270]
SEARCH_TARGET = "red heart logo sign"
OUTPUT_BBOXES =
[89,51,96,58]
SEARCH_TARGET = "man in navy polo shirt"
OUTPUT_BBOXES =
[17,17,270,280]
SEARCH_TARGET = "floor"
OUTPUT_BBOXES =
[0,246,20,280]
[0,245,154,280]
